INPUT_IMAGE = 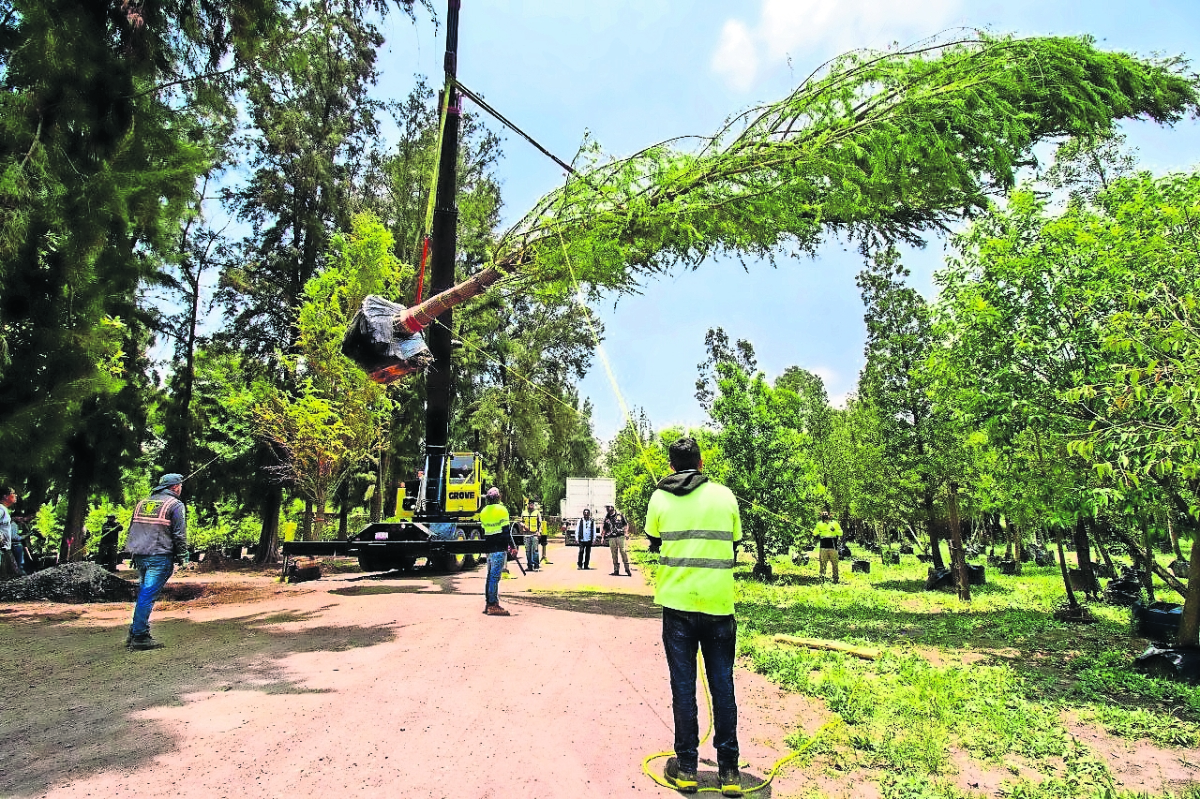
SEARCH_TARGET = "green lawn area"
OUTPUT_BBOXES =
[634,546,1200,798]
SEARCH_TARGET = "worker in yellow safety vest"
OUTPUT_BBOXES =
[813,510,843,584]
[645,436,743,797]
[480,487,512,616]
[520,501,545,569]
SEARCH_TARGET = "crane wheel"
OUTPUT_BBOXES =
[438,530,468,572]
[461,528,477,568]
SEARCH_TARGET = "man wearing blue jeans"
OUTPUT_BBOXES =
[646,437,744,797]
[480,487,511,616]
[125,472,188,651]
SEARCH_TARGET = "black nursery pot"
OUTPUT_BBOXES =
[1132,600,1184,642]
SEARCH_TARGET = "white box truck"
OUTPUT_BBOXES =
[562,478,616,543]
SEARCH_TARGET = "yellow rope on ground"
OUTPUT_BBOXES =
[637,655,833,794]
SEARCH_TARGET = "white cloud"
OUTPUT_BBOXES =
[711,19,759,91]
[713,0,963,90]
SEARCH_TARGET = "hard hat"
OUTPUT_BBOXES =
[486,487,501,499]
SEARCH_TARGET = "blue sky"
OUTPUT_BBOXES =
[372,0,1200,442]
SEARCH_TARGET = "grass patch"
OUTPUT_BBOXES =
[726,551,1200,796]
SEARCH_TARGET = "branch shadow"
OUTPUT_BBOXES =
[1,607,396,797]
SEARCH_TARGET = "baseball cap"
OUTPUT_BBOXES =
[155,473,184,490]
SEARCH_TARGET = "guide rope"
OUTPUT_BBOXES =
[414,82,453,304]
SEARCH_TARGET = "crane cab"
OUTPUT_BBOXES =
[393,451,484,522]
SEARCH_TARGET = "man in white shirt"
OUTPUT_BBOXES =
[575,508,597,570]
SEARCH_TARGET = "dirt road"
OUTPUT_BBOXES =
[2,544,817,799]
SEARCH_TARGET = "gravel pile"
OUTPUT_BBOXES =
[0,562,137,603]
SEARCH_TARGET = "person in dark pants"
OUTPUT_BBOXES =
[603,504,632,576]
[646,437,744,797]
[98,514,123,572]
[575,508,597,570]
[1,487,24,575]
[125,473,188,651]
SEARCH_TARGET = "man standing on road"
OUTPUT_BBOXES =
[480,487,512,616]
[814,510,843,584]
[575,508,597,570]
[646,437,744,797]
[603,504,632,577]
[520,501,542,571]
[125,472,188,650]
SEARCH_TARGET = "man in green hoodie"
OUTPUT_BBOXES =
[646,436,744,797]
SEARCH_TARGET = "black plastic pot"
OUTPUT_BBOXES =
[791,553,810,567]
[837,544,852,559]
[851,559,871,574]
[924,567,954,590]
[1170,559,1190,578]
[881,551,900,565]
[899,545,914,555]
[1033,550,1056,567]
[1104,580,1142,607]
[999,559,1020,576]
[966,564,986,585]
[1131,600,1184,642]
[1134,645,1200,685]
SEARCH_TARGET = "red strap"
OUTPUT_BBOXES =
[415,236,430,304]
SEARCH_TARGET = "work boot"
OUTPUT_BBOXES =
[127,634,164,651]
[719,767,743,797]
[663,757,698,794]
[485,605,511,617]
[611,570,620,576]
[625,568,632,576]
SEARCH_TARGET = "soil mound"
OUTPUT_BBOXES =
[0,562,136,603]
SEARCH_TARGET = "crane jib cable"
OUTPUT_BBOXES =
[454,80,576,175]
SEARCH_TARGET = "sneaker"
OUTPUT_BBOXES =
[664,757,698,793]
[127,635,164,651]
[484,605,511,616]
[719,767,743,797]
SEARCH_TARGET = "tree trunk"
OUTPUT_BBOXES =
[1140,518,1157,603]
[312,495,327,540]
[947,482,970,601]
[751,526,773,581]
[1055,525,1080,610]
[370,478,383,524]
[1168,515,1184,560]
[65,442,95,561]
[302,500,314,541]
[1091,519,1117,576]
[254,485,282,565]
[923,492,945,570]
[1073,516,1098,599]
[1178,533,1200,647]
[1003,516,1014,560]
[338,482,350,539]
